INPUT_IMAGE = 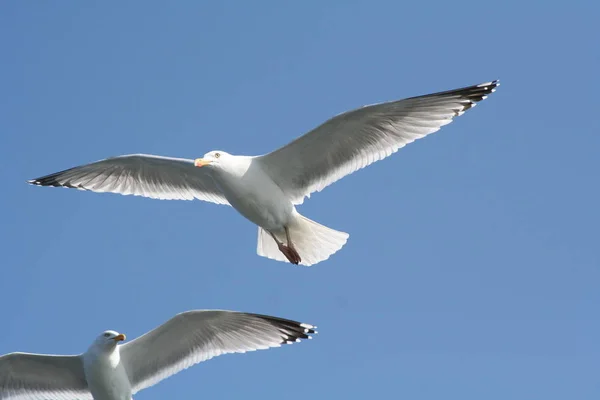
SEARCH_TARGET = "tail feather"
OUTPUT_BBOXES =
[257,213,349,266]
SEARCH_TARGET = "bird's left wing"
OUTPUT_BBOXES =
[257,81,498,204]
[28,154,229,205]
[0,352,92,400]
[120,310,316,394]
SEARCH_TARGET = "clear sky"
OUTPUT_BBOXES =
[1,2,598,399]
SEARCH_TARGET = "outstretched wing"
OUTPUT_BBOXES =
[28,154,229,205]
[120,310,316,394]
[258,81,498,204]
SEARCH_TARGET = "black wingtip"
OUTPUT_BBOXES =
[282,322,318,344]
[413,79,500,107]
[460,79,499,102]
[27,175,59,187]
[477,79,500,93]
[252,314,318,344]
[26,168,84,189]
[439,79,500,116]
[27,178,45,186]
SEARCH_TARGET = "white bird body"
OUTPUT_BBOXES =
[0,310,317,399]
[28,80,499,266]
[82,344,132,400]
[209,155,295,231]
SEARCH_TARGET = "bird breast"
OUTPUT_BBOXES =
[83,351,133,400]
[212,160,295,230]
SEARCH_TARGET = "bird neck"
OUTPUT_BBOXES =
[84,345,121,369]
[216,156,253,177]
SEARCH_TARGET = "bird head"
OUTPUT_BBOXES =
[194,150,231,168]
[93,330,126,350]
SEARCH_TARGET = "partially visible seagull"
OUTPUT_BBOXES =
[28,80,499,266]
[0,310,317,400]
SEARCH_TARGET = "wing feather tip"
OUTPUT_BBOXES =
[477,79,500,88]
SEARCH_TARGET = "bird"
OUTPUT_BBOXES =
[0,309,317,399]
[28,80,499,266]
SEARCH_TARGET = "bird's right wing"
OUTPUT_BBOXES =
[120,310,317,395]
[0,352,91,400]
[28,154,229,205]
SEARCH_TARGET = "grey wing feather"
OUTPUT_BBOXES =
[28,154,229,205]
[120,310,316,394]
[0,352,91,400]
[257,80,499,204]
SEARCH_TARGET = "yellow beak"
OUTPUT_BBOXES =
[194,158,212,167]
[113,333,126,342]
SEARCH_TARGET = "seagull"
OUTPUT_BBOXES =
[28,80,499,266]
[0,310,317,399]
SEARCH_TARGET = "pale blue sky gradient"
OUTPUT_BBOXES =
[1,2,599,399]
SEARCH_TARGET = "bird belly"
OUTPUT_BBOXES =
[214,169,294,230]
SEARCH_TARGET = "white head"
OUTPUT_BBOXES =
[89,330,126,352]
[194,150,233,169]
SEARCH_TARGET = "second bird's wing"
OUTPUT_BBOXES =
[120,310,316,395]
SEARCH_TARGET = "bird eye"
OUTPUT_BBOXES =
[214,152,220,158]
[103,333,111,338]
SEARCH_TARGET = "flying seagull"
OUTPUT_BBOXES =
[28,80,499,266]
[0,310,316,399]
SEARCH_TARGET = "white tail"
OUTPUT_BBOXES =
[257,213,349,266]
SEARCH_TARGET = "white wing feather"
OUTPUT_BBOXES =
[120,310,316,394]
[258,80,499,204]
[0,352,91,400]
[28,154,229,205]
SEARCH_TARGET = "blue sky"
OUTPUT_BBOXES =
[1,1,598,399]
